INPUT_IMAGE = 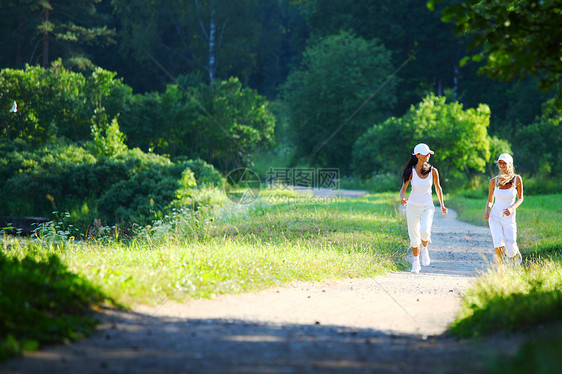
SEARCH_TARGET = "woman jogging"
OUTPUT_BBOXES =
[400,143,448,273]
[483,153,524,265]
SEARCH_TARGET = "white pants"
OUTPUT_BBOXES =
[489,211,519,257]
[406,204,435,248]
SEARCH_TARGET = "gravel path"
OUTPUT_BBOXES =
[2,204,520,374]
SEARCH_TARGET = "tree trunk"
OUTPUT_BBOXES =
[208,0,217,82]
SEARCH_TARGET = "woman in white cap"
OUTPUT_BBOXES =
[400,143,448,273]
[484,153,524,265]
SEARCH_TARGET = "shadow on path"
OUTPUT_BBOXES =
[2,307,502,374]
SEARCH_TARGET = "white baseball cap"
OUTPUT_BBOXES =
[496,153,513,164]
[412,143,434,155]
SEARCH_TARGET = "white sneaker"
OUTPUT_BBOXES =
[420,246,430,266]
[411,257,421,273]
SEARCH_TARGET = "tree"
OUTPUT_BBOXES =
[282,31,396,173]
[301,0,463,114]
[352,94,494,182]
[428,0,562,109]
[0,0,115,70]
[118,77,276,172]
[112,0,262,87]
[179,77,276,172]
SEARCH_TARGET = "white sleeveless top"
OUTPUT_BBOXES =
[409,167,433,206]
[491,177,517,218]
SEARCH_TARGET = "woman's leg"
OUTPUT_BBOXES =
[419,206,435,244]
[406,205,422,252]
[495,246,505,265]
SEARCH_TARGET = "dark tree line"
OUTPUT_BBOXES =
[1,0,559,177]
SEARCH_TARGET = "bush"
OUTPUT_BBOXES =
[0,62,129,145]
[0,139,226,231]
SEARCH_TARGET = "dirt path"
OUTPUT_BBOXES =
[2,205,519,374]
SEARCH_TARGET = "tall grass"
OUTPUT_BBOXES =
[450,261,562,337]
[2,192,408,308]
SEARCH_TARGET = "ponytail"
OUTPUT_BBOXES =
[401,155,417,183]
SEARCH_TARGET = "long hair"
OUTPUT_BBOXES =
[496,162,516,187]
[401,155,432,183]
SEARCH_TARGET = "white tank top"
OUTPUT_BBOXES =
[409,167,433,206]
[491,177,517,218]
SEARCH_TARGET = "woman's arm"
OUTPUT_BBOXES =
[432,167,448,215]
[504,175,524,216]
[483,178,495,220]
[400,179,410,206]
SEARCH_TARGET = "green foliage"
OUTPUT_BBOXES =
[97,165,183,226]
[282,31,396,173]
[110,0,302,94]
[353,94,493,182]
[0,62,129,144]
[121,77,275,171]
[0,0,115,70]
[304,0,461,115]
[173,158,226,188]
[430,0,562,109]
[450,261,562,338]
[184,77,276,171]
[512,108,562,176]
[0,251,108,361]
[89,110,127,157]
[339,173,399,193]
[0,139,225,230]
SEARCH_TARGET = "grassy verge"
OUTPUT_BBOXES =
[1,192,408,359]
[450,261,562,337]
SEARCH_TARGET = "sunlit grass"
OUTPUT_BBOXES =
[2,192,408,307]
[451,260,562,337]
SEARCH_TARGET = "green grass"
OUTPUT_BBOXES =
[450,260,562,337]
[69,193,408,306]
[1,192,408,360]
[448,192,562,257]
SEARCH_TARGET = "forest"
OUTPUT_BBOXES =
[1,0,559,229]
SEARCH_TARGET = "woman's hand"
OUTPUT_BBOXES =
[483,212,490,220]
[503,207,513,216]
[441,206,448,215]
[401,197,408,206]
